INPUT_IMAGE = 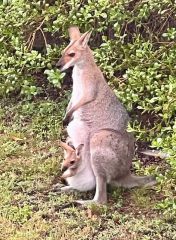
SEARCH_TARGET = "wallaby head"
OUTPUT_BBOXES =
[59,141,84,178]
[56,26,92,71]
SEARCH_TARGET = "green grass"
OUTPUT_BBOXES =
[0,100,175,240]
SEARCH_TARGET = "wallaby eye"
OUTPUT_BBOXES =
[68,52,75,57]
[70,160,75,164]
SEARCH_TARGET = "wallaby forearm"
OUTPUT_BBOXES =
[65,96,94,118]
[65,85,97,120]
[66,99,72,114]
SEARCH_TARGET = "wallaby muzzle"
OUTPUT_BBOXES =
[56,57,65,69]
[61,165,68,173]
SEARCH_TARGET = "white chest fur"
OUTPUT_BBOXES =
[66,66,95,192]
[67,119,89,148]
[72,65,84,103]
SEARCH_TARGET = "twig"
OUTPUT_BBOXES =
[157,8,175,36]
[26,18,45,51]
[20,19,47,73]
[39,28,48,49]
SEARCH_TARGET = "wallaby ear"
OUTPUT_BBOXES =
[77,30,92,48]
[68,26,81,41]
[75,144,84,159]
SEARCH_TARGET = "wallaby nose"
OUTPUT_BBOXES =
[56,59,63,69]
[61,166,68,173]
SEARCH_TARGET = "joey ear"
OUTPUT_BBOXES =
[68,26,81,41]
[66,139,75,150]
[68,143,75,150]
[59,141,75,152]
[77,30,92,48]
[75,144,84,159]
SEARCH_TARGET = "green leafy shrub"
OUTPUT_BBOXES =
[0,0,176,216]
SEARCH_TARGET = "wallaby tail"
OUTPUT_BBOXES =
[140,149,169,159]
[111,174,157,189]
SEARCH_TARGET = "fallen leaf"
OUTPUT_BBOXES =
[10,136,24,141]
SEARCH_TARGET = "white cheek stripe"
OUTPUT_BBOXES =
[61,58,75,71]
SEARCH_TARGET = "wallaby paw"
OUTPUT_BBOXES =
[49,185,75,194]
[63,116,70,127]
[51,183,65,192]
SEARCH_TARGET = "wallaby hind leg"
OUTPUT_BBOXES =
[93,175,107,203]
[76,175,107,205]
[111,174,157,189]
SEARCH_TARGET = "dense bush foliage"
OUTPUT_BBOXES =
[0,0,176,216]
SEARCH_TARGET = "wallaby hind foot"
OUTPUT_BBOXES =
[111,174,157,189]
[76,199,99,205]
[76,175,107,205]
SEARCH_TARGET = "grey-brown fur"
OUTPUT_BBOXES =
[64,52,129,132]
[90,130,156,202]
[90,130,134,183]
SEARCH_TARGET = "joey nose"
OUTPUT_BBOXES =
[61,166,68,173]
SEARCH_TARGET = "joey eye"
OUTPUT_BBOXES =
[70,160,75,164]
[68,52,75,57]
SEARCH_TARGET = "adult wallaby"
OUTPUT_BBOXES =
[59,131,156,204]
[57,27,129,133]
[57,27,156,204]
[57,26,129,162]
